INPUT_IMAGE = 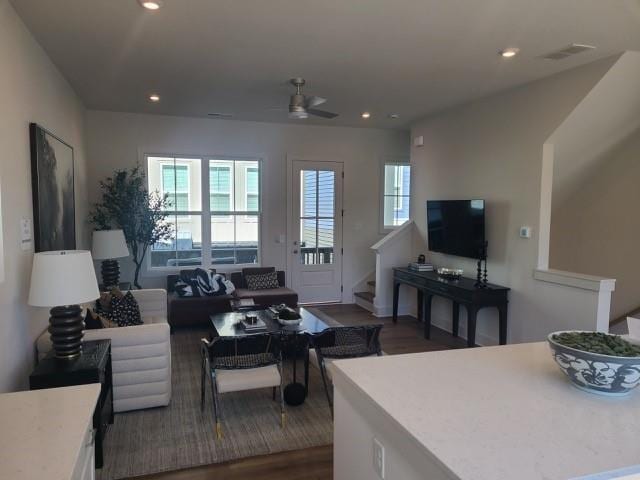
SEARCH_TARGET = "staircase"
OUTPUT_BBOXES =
[354,281,376,312]
[352,220,415,316]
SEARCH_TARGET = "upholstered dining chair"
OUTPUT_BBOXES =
[310,325,384,412]
[200,333,284,439]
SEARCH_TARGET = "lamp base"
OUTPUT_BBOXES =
[49,305,84,360]
[101,259,120,290]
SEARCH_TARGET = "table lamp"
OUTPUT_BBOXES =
[28,250,100,360]
[92,229,129,289]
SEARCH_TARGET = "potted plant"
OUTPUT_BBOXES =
[89,165,172,289]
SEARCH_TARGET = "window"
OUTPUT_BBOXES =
[246,167,259,212]
[147,156,260,269]
[300,169,335,265]
[210,159,260,265]
[382,163,411,229]
[149,157,202,268]
[210,166,231,211]
[162,164,189,211]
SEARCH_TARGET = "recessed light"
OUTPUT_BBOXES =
[139,0,162,10]
[388,114,400,120]
[149,94,160,102]
[499,47,520,58]
[361,112,371,119]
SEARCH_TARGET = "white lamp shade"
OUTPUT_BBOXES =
[92,229,129,260]
[28,250,100,307]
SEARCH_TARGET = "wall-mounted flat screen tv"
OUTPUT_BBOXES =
[427,200,485,259]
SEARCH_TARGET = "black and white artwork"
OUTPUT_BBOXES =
[30,123,76,252]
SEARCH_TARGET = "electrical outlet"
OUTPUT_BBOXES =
[373,438,385,479]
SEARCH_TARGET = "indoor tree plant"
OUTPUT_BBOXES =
[89,165,172,289]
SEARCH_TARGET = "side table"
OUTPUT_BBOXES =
[29,339,114,469]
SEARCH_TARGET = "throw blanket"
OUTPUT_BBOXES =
[174,268,235,297]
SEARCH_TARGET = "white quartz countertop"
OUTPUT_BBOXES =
[332,342,640,480]
[0,384,100,480]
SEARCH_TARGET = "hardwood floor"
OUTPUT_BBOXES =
[132,304,463,480]
[135,446,333,480]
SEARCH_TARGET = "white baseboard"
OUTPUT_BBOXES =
[374,303,413,318]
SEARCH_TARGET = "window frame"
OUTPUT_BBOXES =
[380,159,411,234]
[144,153,262,274]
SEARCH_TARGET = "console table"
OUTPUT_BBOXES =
[392,267,509,347]
[29,339,113,468]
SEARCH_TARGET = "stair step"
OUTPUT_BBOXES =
[354,291,375,303]
[367,280,376,287]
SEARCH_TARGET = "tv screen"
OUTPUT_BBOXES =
[427,200,485,259]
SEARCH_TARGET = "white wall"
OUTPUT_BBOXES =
[85,110,409,300]
[550,127,640,320]
[410,56,619,344]
[0,0,88,392]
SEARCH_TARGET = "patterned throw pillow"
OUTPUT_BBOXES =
[109,291,143,327]
[246,272,279,290]
[174,268,235,297]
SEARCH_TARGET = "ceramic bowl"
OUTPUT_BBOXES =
[548,330,640,396]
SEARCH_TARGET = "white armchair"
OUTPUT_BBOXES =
[36,289,171,413]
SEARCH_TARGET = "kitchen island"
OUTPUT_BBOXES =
[0,384,100,479]
[332,342,640,480]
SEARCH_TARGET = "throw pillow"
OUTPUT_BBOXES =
[246,272,279,290]
[84,309,103,330]
[109,291,143,327]
[174,269,235,297]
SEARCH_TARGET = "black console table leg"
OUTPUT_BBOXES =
[466,306,479,348]
[304,348,310,395]
[423,294,433,339]
[417,290,424,323]
[452,302,460,337]
[392,282,400,323]
[498,305,508,345]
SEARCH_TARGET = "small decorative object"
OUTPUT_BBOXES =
[475,241,489,288]
[240,313,267,332]
[269,304,302,326]
[437,268,463,280]
[92,229,129,289]
[89,165,173,289]
[417,254,426,264]
[30,123,76,252]
[548,330,640,396]
[28,250,100,360]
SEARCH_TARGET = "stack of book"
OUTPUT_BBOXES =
[408,262,434,272]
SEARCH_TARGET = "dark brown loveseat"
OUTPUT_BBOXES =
[167,267,298,329]
[229,267,298,308]
[167,269,233,328]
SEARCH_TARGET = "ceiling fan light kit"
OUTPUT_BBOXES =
[288,78,338,120]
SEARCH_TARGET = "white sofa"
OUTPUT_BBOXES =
[36,289,171,413]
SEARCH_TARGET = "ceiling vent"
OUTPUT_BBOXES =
[540,43,596,60]
[207,113,233,119]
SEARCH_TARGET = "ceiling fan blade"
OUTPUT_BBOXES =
[307,108,338,119]
[305,96,327,108]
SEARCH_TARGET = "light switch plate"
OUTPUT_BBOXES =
[373,438,385,479]
[20,218,32,251]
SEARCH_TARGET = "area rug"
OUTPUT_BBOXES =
[97,314,339,479]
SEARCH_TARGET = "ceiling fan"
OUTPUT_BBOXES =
[288,78,338,119]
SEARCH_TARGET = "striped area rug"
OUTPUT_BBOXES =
[97,310,338,479]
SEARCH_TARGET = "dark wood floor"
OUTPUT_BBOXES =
[135,304,464,480]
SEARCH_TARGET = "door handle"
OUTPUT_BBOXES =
[293,250,299,254]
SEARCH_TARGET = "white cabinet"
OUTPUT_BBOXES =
[72,424,96,480]
[0,384,101,480]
